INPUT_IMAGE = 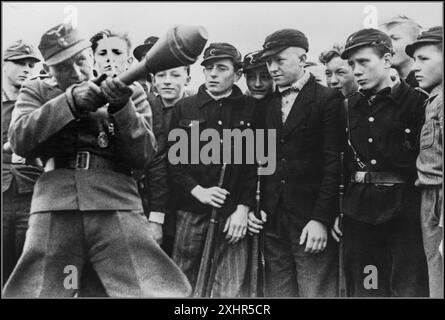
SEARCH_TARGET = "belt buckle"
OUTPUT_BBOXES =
[75,151,90,169]
[355,171,367,183]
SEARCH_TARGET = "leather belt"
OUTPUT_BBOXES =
[44,151,131,175]
[351,171,406,184]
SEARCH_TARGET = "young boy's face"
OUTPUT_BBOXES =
[153,66,190,102]
[348,46,392,92]
[203,58,241,97]
[245,66,274,100]
[412,44,443,90]
[325,56,357,97]
[94,36,132,77]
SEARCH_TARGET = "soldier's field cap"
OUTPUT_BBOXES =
[242,50,266,72]
[405,26,443,57]
[341,28,393,59]
[200,42,242,67]
[258,29,309,60]
[3,40,41,62]
[133,36,159,62]
[38,23,91,66]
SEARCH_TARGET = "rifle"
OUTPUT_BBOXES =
[338,152,347,297]
[248,164,266,297]
[193,163,227,297]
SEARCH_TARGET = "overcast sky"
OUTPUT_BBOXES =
[2,1,443,90]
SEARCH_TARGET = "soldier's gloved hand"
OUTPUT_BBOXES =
[72,81,105,113]
[100,76,133,112]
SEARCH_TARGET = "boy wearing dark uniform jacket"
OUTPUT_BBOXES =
[169,43,256,297]
[336,28,429,297]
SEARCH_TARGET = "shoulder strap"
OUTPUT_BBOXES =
[343,98,367,170]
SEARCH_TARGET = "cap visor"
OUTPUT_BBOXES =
[343,41,380,59]
[257,46,287,60]
[5,54,41,62]
[200,54,238,66]
[405,39,442,57]
[45,39,91,66]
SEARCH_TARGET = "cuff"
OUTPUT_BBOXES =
[148,211,165,224]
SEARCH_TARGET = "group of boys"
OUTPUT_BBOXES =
[1,14,443,298]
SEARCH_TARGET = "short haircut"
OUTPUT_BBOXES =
[319,44,343,65]
[380,15,423,39]
[90,29,132,54]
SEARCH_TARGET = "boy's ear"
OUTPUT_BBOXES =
[184,75,191,87]
[383,52,393,69]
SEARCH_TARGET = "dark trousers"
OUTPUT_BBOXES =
[3,211,191,297]
[343,214,429,297]
[2,179,32,285]
[264,208,338,297]
[172,210,249,297]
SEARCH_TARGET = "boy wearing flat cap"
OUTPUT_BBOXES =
[2,40,42,284]
[242,50,274,100]
[406,26,443,298]
[248,29,342,297]
[169,42,256,297]
[333,28,429,297]
[3,23,191,297]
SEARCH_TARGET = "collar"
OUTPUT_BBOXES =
[277,70,311,93]
[2,89,12,102]
[358,79,407,105]
[206,88,232,101]
[427,84,443,102]
[196,84,244,108]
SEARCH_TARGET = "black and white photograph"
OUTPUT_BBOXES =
[1,0,443,306]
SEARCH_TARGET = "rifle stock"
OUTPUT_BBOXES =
[193,163,227,297]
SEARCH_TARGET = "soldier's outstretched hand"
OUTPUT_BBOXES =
[101,76,133,110]
[72,81,105,112]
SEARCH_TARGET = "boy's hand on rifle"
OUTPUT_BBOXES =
[300,220,328,254]
[247,210,267,235]
[191,185,229,208]
[331,216,343,242]
[224,205,249,244]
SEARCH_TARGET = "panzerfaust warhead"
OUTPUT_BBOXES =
[96,25,208,85]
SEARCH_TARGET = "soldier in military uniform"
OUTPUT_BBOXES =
[3,23,191,297]
[333,28,429,297]
[2,40,42,284]
[169,43,256,297]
